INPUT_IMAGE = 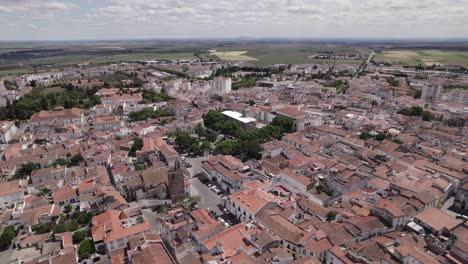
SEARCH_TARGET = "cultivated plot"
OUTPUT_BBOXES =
[375,49,468,67]
[210,50,258,61]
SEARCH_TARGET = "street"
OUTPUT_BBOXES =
[353,49,375,79]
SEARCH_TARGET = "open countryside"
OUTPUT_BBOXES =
[210,50,258,61]
[375,49,468,67]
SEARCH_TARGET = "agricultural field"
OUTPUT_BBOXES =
[0,41,371,75]
[205,43,369,66]
[374,49,468,67]
[210,50,258,61]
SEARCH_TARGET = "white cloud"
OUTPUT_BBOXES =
[0,0,467,40]
[0,0,79,17]
[287,5,324,14]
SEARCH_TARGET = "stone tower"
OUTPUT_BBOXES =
[167,160,185,203]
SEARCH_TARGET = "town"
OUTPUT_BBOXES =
[0,45,467,264]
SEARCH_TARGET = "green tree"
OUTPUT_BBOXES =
[216,139,242,156]
[422,111,435,121]
[63,99,73,109]
[69,153,84,166]
[40,97,49,110]
[271,115,294,133]
[128,108,172,121]
[0,225,16,250]
[326,211,337,222]
[190,143,201,155]
[203,110,225,130]
[386,77,400,87]
[397,106,423,117]
[64,204,72,214]
[33,221,52,234]
[413,89,422,99]
[68,219,79,232]
[78,239,95,260]
[53,222,67,234]
[14,162,41,180]
[76,211,93,226]
[194,123,206,139]
[446,118,464,128]
[243,140,263,160]
[6,99,16,120]
[141,89,172,103]
[174,130,198,152]
[30,80,37,88]
[72,231,87,244]
[129,137,143,157]
[219,121,242,137]
[200,140,211,152]
[50,158,68,167]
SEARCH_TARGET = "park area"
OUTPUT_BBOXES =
[375,49,468,67]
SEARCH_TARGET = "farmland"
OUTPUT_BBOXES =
[210,50,258,61]
[2,40,468,76]
[0,41,370,76]
[374,49,468,67]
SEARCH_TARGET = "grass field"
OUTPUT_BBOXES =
[205,44,368,66]
[210,50,258,61]
[375,50,468,67]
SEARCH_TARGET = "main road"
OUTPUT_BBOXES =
[353,49,375,79]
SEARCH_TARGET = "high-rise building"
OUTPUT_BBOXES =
[421,85,443,101]
[442,89,468,107]
[210,77,232,94]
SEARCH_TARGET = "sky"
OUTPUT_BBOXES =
[0,0,467,41]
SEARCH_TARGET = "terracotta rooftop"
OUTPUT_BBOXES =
[415,207,462,233]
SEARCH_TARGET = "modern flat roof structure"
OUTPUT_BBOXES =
[222,111,256,124]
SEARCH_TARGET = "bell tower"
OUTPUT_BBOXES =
[168,160,185,202]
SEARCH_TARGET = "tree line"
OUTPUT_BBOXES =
[203,110,294,160]
[0,85,101,121]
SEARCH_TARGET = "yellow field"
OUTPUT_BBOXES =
[380,50,420,59]
[375,49,468,67]
[210,50,258,61]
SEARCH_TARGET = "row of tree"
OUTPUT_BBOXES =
[170,129,211,155]
[203,110,294,160]
[128,108,173,121]
[0,86,101,121]
[139,89,173,103]
[49,153,85,168]
[397,106,442,122]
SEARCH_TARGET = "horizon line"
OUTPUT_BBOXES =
[1,37,468,43]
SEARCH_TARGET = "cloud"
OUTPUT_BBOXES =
[0,0,79,16]
[0,0,467,40]
[286,0,325,14]
[287,5,324,14]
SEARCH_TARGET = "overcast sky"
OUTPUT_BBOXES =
[0,0,467,41]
